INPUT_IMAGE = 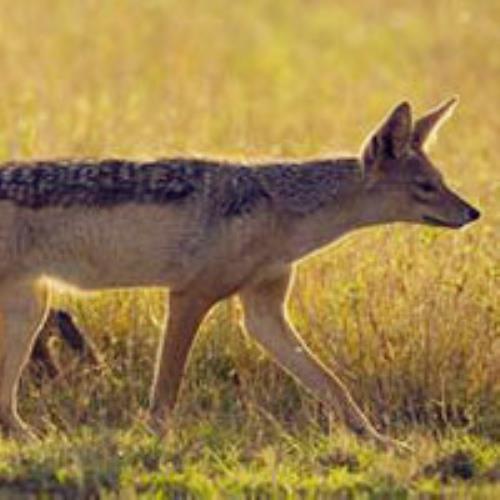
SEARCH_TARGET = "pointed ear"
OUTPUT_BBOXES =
[412,96,458,149]
[361,101,412,171]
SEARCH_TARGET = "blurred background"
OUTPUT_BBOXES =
[0,0,497,439]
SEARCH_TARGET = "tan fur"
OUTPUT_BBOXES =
[0,99,480,448]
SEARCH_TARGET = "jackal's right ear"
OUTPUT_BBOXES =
[361,101,412,172]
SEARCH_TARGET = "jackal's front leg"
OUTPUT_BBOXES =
[240,266,392,446]
[148,290,214,436]
[0,280,50,439]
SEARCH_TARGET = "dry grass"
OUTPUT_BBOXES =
[0,0,498,495]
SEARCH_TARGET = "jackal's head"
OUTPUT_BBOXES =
[360,98,480,228]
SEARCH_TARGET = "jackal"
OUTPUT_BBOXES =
[0,98,479,447]
[30,309,99,381]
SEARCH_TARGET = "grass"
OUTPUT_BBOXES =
[0,0,498,496]
[0,426,499,497]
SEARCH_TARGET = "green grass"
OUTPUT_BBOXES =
[0,427,499,497]
[0,0,498,496]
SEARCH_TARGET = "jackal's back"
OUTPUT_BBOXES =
[0,158,271,217]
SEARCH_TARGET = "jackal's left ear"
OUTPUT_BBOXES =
[361,101,412,171]
[412,97,458,149]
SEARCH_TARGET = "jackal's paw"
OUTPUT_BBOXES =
[345,419,413,454]
[0,414,38,442]
[143,410,172,440]
[372,432,413,455]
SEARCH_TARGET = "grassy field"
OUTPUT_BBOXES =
[0,0,499,496]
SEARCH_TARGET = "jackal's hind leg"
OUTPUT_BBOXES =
[31,324,61,381]
[52,309,100,365]
[0,280,50,438]
[239,266,394,447]
[148,291,214,436]
[30,309,100,382]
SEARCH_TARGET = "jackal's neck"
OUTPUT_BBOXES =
[258,158,363,215]
[262,157,392,261]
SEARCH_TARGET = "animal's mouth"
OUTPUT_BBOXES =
[422,215,463,228]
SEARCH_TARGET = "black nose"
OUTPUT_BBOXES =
[467,207,480,221]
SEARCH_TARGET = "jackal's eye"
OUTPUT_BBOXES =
[416,180,435,193]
